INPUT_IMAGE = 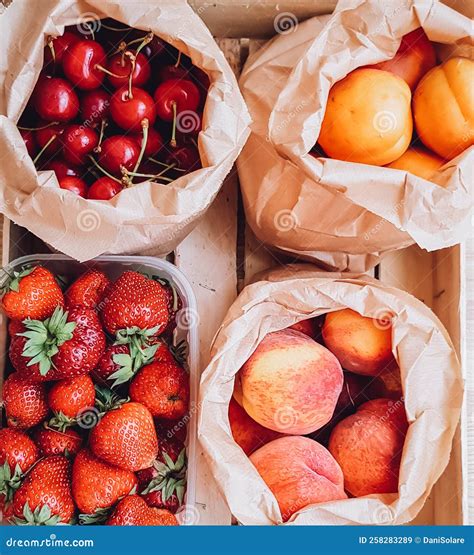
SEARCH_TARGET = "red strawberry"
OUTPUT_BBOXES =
[154,418,188,444]
[100,271,169,335]
[106,495,178,526]
[93,344,130,383]
[65,269,111,310]
[48,375,96,430]
[11,455,74,525]
[90,402,158,472]
[3,374,49,428]
[160,281,183,337]
[10,306,105,382]
[130,361,189,420]
[33,427,82,457]
[72,449,137,520]
[0,429,39,509]
[8,319,24,337]
[1,266,64,321]
[138,444,186,513]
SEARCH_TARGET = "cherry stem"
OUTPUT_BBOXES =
[100,23,127,32]
[170,102,177,148]
[174,50,182,68]
[135,32,154,57]
[124,51,136,100]
[129,118,149,184]
[124,170,174,181]
[93,119,108,153]
[94,64,123,79]
[47,36,56,64]
[87,155,122,183]
[149,157,186,172]
[18,121,59,131]
[33,135,56,165]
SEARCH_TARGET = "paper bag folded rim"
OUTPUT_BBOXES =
[199,265,463,525]
[237,0,473,272]
[0,0,250,262]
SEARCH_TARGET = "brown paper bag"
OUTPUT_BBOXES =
[199,265,463,525]
[237,0,473,272]
[0,0,250,262]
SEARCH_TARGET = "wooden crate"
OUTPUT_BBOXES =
[1,0,472,526]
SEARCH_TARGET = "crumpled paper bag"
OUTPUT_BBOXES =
[237,0,473,272]
[199,265,463,525]
[0,0,250,261]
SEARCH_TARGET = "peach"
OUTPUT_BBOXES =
[288,316,324,341]
[318,68,412,166]
[369,28,436,91]
[329,398,408,497]
[322,309,394,376]
[238,329,343,435]
[228,397,282,456]
[250,436,347,521]
[367,360,403,401]
[386,146,445,181]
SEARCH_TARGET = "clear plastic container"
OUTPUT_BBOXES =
[0,254,199,525]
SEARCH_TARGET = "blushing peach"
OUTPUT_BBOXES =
[238,330,343,435]
[250,436,347,521]
[322,309,394,376]
[228,397,282,456]
[329,398,408,497]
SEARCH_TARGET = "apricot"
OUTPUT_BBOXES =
[329,398,408,497]
[318,68,412,166]
[370,28,436,91]
[228,397,282,456]
[238,329,343,435]
[413,57,474,159]
[322,308,394,376]
[386,146,445,181]
[250,436,347,521]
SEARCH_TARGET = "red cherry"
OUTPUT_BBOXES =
[165,145,200,172]
[156,65,189,84]
[81,90,110,126]
[130,127,164,157]
[154,79,200,121]
[32,77,79,122]
[59,176,88,197]
[63,40,106,90]
[44,32,79,67]
[20,130,37,157]
[98,136,139,175]
[36,123,66,156]
[88,177,123,200]
[62,125,99,165]
[43,159,80,180]
[106,52,151,89]
[110,87,156,131]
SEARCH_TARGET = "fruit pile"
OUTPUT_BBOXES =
[316,29,473,180]
[0,264,191,525]
[229,309,407,521]
[18,18,208,200]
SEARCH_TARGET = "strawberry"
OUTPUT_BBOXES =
[90,402,158,472]
[3,373,49,428]
[47,375,96,431]
[154,418,188,444]
[65,269,111,310]
[33,426,83,457]
[106,495,178,526]
[0,429,39,509]
[72,449,137,520]
[11,455,74,525]
[130,361,189,420]
[1,266,64,321]
[100,271,169,335]
[160,280,182,338]
[138,445,186,513]
[10,306,105,382]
